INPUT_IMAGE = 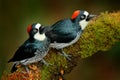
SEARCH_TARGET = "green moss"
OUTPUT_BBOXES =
[41,11,120,80]
[3,11,120,80]
[78,11,120,58]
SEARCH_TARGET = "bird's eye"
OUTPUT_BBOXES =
[80,15,86,20]
[33,29,38,33]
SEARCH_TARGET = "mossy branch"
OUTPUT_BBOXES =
[2,11,120,80]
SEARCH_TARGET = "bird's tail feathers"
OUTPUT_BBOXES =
[11,63,17,73]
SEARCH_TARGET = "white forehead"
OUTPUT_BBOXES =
[35,23,41,29]
[84,11,89,16]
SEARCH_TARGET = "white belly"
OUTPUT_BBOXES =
[50,31,82,49]
[14,50,49,65]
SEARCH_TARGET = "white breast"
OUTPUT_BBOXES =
[50,31,82,49]
[79,20,88,30]
[34,33,46,41]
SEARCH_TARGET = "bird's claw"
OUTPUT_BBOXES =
[24,66,29,73]
[41,59,52,66]
[58,49,72,60]
[61,53,72,61]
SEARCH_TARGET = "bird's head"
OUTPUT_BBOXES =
[71,10,96,30]
[27,23,46,41]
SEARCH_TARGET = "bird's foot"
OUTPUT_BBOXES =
[59,49,72,61]
[41,59,52,66]
[24,66,29,73]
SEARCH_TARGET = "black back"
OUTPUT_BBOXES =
[45,19,81,43]
[8,39,39,62]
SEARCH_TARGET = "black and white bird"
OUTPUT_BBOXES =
[45,10,96,60]
[8,23,50,72]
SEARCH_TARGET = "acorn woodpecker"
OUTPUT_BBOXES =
[8,23,50,72]
[45,10,96,60]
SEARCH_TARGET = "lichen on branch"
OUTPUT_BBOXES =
[2,11,120,80]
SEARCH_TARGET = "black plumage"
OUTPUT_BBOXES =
[8,39,49,62]
[46,19,81,43]
[45,10,96,60]
[8,23,50,72]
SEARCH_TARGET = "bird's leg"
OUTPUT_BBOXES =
[41,59,49,66]
[58,49,71,60]
[24,65,29,73]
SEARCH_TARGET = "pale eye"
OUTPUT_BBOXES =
[80,15,86,20]
[33,29,38,33]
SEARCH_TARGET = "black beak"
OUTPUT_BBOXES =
[39,25,45,34]
[86,14,96,21]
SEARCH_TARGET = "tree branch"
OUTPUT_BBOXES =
[2,11,120,80]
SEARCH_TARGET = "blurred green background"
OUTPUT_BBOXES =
[0,0,120,79]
